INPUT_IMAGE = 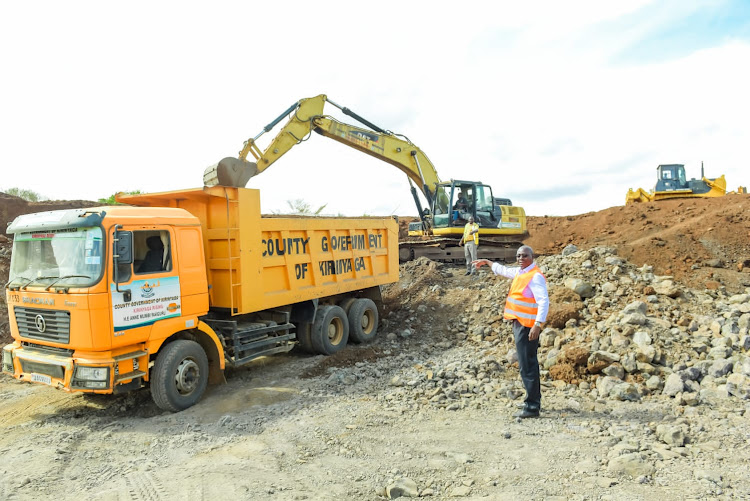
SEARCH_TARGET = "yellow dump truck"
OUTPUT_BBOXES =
[2,186,398,411]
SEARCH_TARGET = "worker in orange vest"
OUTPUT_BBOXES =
[473,245,549,418]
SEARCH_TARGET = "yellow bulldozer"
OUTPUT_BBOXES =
[626,163,746,205]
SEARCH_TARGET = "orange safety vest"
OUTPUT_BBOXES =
[503,265,545,327]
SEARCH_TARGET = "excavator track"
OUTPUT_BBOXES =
[399,236,522,263]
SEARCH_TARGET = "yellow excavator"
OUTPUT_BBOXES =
[626,163,746,204]
[203,94,527,262]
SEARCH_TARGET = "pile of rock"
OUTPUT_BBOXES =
[374,245,750,412]
[538,245,750,405]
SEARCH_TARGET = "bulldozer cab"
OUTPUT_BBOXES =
[655,164,688,191]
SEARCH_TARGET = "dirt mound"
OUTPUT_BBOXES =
[0,193,100,344]
[545,286,583,328]
[400,194,750,292]
[526,194,750,292]
[0,192,101,236]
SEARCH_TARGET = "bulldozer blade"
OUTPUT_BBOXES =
[203,157,259,187]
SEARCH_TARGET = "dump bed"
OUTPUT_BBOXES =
[119,187,399,315]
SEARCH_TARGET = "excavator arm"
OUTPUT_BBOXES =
[205,93,529,262]
[312,115,441,209]
[204,94,445,218]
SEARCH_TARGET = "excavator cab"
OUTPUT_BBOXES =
[432,181,498,229]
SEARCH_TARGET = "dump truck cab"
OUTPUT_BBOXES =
[3,205,223,407]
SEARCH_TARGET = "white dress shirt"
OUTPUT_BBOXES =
[490,261,549,323]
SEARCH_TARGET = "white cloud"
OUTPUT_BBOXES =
[1,0,747,217]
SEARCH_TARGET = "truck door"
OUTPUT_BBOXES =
[110,227,181,347]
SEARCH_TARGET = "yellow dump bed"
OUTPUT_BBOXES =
[119,187,398,315]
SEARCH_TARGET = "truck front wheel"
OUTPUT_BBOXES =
[312,305,349,355]
[151,340,209,412]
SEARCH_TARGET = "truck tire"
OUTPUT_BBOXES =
[348,298,379,344]
[151,340,209,412]
[311,305,349,355]
[295,321,315,353]
[338,297,357,314]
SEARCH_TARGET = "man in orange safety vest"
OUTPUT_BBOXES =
[473,245,549,418]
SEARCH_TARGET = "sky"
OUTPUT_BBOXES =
[2,0,749,217]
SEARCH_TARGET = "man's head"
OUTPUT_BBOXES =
[468,216,475,223]
[516,245,533,267]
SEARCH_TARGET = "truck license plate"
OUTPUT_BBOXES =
[31,373,52,385]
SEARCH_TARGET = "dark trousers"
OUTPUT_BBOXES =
[512,320,541,411]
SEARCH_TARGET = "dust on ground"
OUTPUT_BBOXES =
[1,192,749,500]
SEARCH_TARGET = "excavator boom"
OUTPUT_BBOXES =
[205,95,441,207]
[204,94,527,261]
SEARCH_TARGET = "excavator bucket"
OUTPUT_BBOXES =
[203,157,259,188]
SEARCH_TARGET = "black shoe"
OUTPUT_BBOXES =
[465,271,471,275]
[514,409,540,419]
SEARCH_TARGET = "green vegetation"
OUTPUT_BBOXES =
[98,190,142,205]
[278,199,328,215]
[3,187,46,202]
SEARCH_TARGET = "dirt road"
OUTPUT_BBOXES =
[2,260,748,500]
[2,193,750,499]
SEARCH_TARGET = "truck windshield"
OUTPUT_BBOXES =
[8,227,103,289]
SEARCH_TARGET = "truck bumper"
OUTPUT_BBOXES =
[2,342,147,393]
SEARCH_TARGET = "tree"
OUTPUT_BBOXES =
[98,190,142,205]
[4,187,46,202]
[280,199,327,215]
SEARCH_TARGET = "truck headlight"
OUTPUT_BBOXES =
[72,366,110,389]
[75,366,109,381]
[2,349,13,373]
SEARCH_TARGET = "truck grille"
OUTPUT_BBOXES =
[20,360,65,379]
[21,341,75,357]
[14,307,71,344]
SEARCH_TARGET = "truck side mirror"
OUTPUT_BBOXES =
[114,231,133,264]
[113,228,132,301]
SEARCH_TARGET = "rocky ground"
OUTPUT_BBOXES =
[1,193,749,500]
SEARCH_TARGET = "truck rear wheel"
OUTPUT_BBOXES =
[151,340,208,412]
[338,297,357,314]
[348,298,379,344]
[311,305,349,355]
[295,321,315,353]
